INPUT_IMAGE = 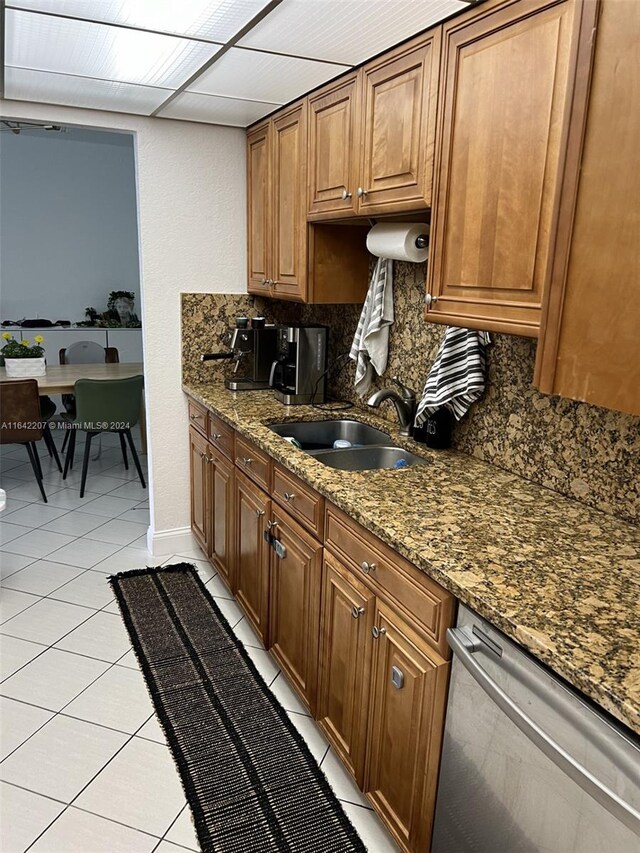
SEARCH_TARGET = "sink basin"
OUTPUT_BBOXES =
[269,419,391,451]
[310,446,427,471]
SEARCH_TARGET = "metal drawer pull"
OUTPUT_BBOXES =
[356,187,368,198]
[211,432,222,441]
[425,294,438,307]
[267,520,278,530]
[199,451,205,458]
[391,666,404,689]
[241,456,253,465]
[190,413,199,421]
[351,606,365,619]
[341,189,352,200]
[283,492,295,502]
[371,626,386,639]
[256,509,265,518]
[361,561,377,574]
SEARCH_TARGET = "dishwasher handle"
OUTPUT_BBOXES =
[447,627,640,836]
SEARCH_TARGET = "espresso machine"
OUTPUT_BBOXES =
[202,319,278,391]
[269,325,328,404]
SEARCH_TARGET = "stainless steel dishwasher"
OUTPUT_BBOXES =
[431,605,640,853]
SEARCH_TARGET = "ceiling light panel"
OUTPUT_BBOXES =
[239,0,470,65]
[188,48,345,104]
[5,67,170,113]
[159,91,278,126]
[12,0,276,42]
[6,9,221,88]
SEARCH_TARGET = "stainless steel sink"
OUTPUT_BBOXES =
[309,446,427,471]
[268,419,391,450]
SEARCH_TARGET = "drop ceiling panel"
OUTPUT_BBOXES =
[12,0,275,42]
[188,48,345,104]
[158,91,278,126]
[238,0,470,64]
[6,9,222,88]
[5,67,170,114]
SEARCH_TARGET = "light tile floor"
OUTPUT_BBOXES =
[0,431,397,852]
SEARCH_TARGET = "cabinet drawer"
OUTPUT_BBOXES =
[208,412,234,460]
[272,464,324,539]
[235,435,271,492]
[187,399,208,437]
[324,505,454,658]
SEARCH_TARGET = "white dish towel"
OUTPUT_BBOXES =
[414,327,491,425]
[349,257,394,397]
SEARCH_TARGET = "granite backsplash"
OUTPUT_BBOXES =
[182,265,640,524]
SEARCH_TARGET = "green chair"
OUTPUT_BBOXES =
[62,375,146,498]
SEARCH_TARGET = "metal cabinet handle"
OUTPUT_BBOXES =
[211,432,222,441]
[190,413,200,421]
[256,509,265,518]
[352,606,365,619]
[342,189,352,200]
[371,626,386,639]
[357,187,368,198]
[361,561,377,574]
[267,519,278,530]
[391,665,404,689]
[199,451,205,458]
[283,492,295,502]
[241,456,253,466]
[425,294,438,307]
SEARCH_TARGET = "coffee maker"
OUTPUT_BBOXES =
[269,325,328,405]
[202,320,278,391]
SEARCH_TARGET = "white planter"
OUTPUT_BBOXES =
[4,357,46,378]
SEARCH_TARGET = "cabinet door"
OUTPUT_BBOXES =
[210,448,234,589]
[234,470,270,643]
[247,121,271,295]
[365,600,449,852]
[269,505,323,713]
[317,552,374,786]
[427,0,583,337]
[358,32,440,214]
[307,75,359,219]
[271,103,307,302]
[189,426,209,557]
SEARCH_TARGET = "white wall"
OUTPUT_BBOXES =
[0,127,140,322]
[0,100,247,551]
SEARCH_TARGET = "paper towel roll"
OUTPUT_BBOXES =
[366,222,429,263]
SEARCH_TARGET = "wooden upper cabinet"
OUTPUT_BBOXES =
[535,0,640,416]
[357,32,440,214]
[426,0,586,337]
[307,75,359,219]
[271,103,307,301]
[247,121,271,296]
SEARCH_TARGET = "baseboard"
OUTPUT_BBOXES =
[147,526,200,557]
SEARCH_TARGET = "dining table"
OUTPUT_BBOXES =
[0,361,146,452]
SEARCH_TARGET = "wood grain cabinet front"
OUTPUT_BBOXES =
[233,471,271,644]
[189,426,210,557]
[365,600,450,852]
[247,121,271,296]
[209,447,234,588]
[425,0,596,337]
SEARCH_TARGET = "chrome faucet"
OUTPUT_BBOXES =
[367,377,417,436]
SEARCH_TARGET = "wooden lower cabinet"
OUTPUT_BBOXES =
[209,447,234,587]
[233,471,270,644]
[317,551,374,786]
[189,426,209,556]
[269,504,323,713]
[365,600,450,852]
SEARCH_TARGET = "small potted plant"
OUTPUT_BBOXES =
[1,333,47,377]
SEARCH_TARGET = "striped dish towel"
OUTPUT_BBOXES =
[414,327,491,424]
[349,257,394,397]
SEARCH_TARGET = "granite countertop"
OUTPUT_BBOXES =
[184,382,640,736]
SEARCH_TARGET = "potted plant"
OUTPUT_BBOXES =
[1,333,46,377]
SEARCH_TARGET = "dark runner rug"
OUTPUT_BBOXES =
[109,563,365,853]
